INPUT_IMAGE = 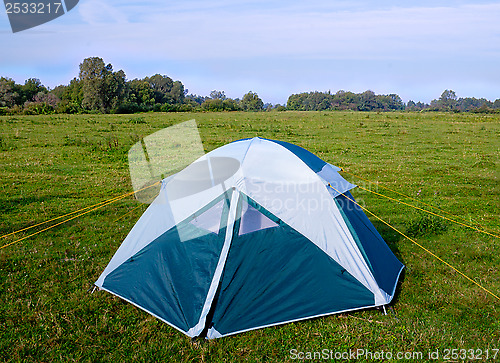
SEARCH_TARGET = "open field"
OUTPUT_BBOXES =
[0,111,499,362]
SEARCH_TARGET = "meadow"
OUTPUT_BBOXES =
[0,111,499,362]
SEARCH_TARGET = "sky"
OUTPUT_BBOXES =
[1,0,500,104]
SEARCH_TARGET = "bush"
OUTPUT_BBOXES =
[201,99,224,111]
[176,103,194,112]
[222,99,240,111]
[112,101,142,114]
[160,103,176,112]
[56,101,82,114]
[22,102,55,115]
[405,214,448,238]
[6,105,22,115]
[201,98,240,112]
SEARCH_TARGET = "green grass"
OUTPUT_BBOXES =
[0,111,499,362]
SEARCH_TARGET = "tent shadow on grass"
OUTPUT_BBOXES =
[370,220,407,307]
[371,220,404,260]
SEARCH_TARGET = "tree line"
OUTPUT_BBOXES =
[1,57,499,115]
[0,57,266,115]
[287,91,405,111]
[286,90,500,112]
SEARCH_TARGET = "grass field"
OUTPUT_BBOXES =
[0,111,499,362]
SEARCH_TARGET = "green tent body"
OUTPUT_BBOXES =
[96,138,404,338]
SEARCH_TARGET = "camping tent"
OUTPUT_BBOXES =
[95,137,404,339]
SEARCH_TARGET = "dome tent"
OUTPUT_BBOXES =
[95,137,404,339]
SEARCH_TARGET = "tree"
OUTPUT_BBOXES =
[65,77,84,104]
[359,90,378,111]
[209,90,226,100]
[23,92,60,115]
[222,98,239,111]
[145,74,173,104]
[333,91,359,110]
[286,92,333,111]
[50,78,83,113]
[79,57,126,113]
[438,89,457,111]
[287,93,308,110]
[377,94,405,111]
[456,97,491,112]
[201,98,224,111]
[19,78,47,103]
[140,74,186,106]
[170,81,185,104]
[103,69,126,112]
[33,92,59,107]
[126,79,155,107]
[415,101,429,111]
[305,92,332,111]
[406,100,416,110]
[51,84,67,100]
[79,57,106,111]
[0,77,20,107]
[185,94,207,106]
[240,91,264,111]
[201,97,240,111]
